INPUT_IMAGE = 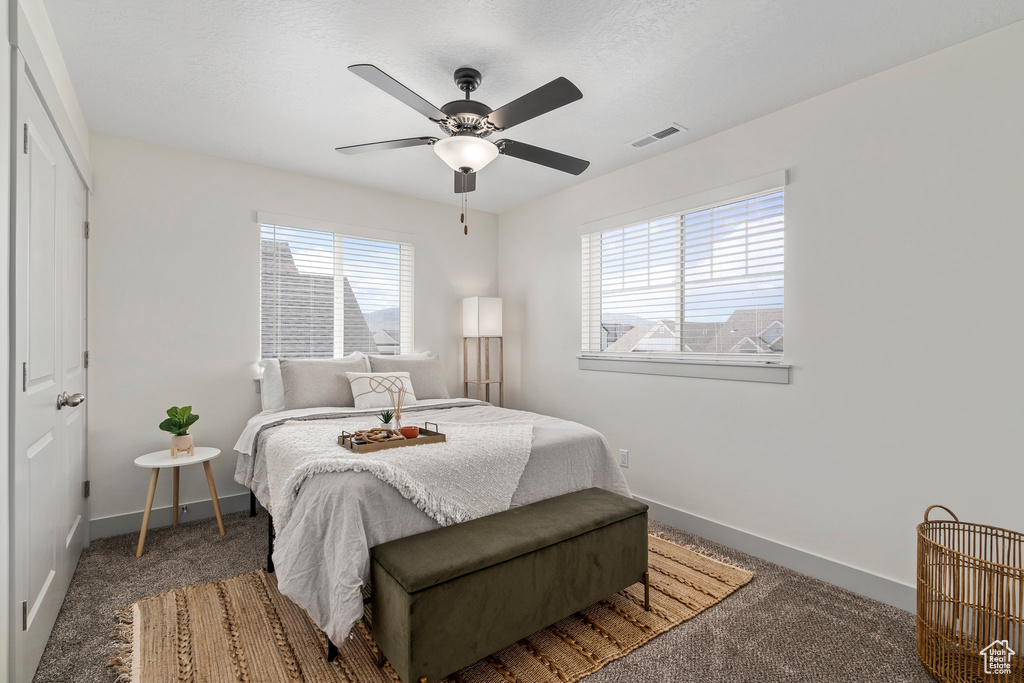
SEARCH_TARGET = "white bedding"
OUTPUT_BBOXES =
[233,399,631,644]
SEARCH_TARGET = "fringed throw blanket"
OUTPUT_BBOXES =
[265,420,534,531]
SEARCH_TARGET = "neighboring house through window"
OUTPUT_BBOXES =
[260,220,414,359]
[582,188,784,363]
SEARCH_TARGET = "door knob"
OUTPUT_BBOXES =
[56,392,86,409]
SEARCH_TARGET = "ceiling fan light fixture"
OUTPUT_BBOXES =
[433,135,499,172]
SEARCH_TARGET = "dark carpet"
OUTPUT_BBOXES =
[33,511,934,682]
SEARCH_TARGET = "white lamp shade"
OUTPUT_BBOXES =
[434,136,499,172]
[463,297,502,337]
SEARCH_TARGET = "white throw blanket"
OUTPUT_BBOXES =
[265,419,534,531]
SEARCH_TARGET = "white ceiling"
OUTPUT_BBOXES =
[43,0,1024,214]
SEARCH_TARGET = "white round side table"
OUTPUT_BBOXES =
[133,447,224,557]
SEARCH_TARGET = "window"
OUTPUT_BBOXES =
[582,189,784,363]
[260,221,413,359]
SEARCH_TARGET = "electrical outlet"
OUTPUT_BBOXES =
[619,449,629,468]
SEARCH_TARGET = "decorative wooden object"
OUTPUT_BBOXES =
[463,336,503,406]
[338,423,446,454]
[352,427,405,443]
[917,505,1024,682]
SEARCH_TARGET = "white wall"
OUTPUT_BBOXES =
[498,20,1024,590]
[87,134,498,525]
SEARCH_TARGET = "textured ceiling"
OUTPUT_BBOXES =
[43,0,1024,213]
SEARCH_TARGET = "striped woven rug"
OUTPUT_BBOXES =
[109,533,754,682]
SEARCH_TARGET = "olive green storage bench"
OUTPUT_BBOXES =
[370,487,649,683]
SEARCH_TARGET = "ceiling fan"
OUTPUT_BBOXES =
[336,64,590,193]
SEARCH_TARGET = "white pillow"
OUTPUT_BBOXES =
[345,372,418,410]
[259,353,368,412]
[368,354,449,400]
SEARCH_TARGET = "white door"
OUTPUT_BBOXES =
[11,63,89,683]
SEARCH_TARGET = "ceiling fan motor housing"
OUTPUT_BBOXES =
[439,99,494,137]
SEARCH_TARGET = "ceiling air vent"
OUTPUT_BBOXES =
[629,123,688,148]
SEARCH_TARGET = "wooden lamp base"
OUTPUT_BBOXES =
[463,336,504,406]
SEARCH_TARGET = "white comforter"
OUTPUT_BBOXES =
[233,399,631,644]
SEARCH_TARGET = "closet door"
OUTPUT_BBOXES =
[61,150,88,578]
[11,62,89,683]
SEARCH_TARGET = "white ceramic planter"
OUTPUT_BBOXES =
[170,433,194,456]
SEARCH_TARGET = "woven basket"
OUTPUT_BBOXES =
[918,505,1024,682]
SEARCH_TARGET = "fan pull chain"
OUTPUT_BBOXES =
[461,192,468,235]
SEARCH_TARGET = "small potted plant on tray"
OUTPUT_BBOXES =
[378,409,395,429]
[160,405,199,457]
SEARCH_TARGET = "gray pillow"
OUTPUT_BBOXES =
[368,355,450,399]
[280,357,370,409]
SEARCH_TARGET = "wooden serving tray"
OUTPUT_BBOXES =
[337,423,446,454]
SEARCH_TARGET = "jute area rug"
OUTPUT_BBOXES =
[109,534,754,683]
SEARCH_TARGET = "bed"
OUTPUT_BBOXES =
[233,396,631,646]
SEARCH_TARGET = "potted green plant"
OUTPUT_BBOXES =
[379,409,395,429]
[160,405,199,457]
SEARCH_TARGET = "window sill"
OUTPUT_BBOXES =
[577,356,790,384]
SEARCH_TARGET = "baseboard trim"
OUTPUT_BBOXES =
[635,495,916,612]
[89,493,251,541]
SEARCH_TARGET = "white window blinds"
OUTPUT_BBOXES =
[260,222,414,359]
[582,189,784,362]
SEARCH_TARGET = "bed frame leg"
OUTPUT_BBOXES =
[249,490,257,517]
[267,514,275,574]
[644,571,650,611]
[327,639,338,662]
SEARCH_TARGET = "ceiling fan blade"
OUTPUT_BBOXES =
[485,77,583,131]
[348,64,448,121]
[335,137,438,154]
[496,139,590,175]
[454,170,476,194]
